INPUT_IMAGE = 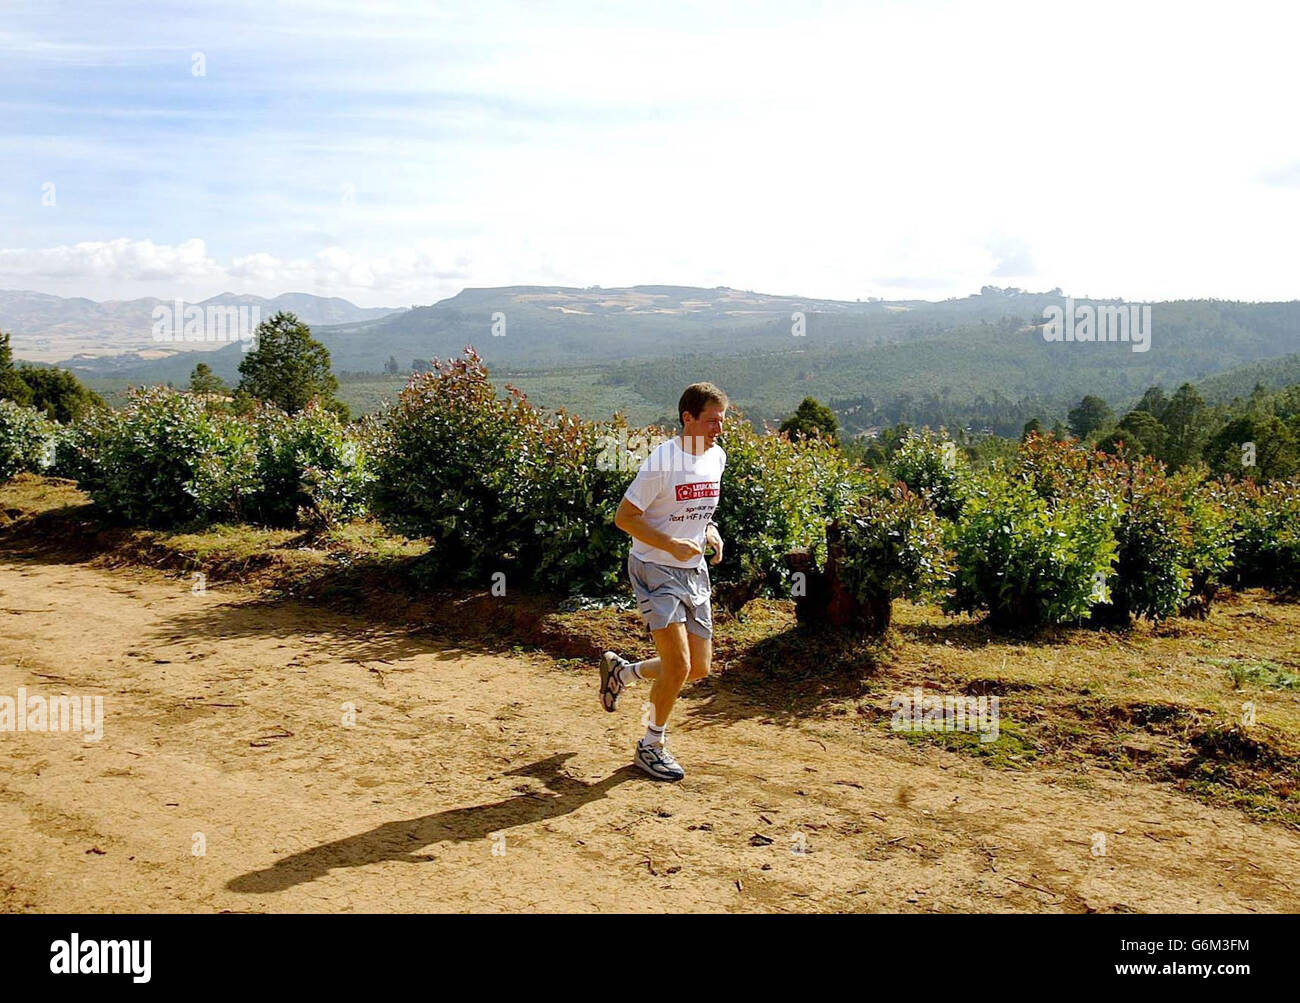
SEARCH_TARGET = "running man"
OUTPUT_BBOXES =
[599,382,728,781]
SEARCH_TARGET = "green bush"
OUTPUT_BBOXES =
[837,481,951,606]
[246,402,372,529]
[369,350,634,592]
[890,428,969,520]
[369,350,880,597]
[1003,437,1240,624]
[1227,477,1300,591]
[1098,459,1192,623]
[89,387,258,527]
[48,410,114,486]
[946,468,1120,628]
[0,399,56,480]
[712,415,873,600]
[1172,469,1236,615]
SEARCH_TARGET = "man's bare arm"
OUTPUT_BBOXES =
[615,498,702,562]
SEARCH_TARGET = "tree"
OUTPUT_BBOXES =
[1096,427,1147,459]
[779,397,840,444]
[0,332,33,407]
[1021,417,1043,441]
[236,311,342,415]
[1135,386,1169,422]
[189,362,229,396]
[1067,395,1115,439]
[15,364,104,422]
[1162,383,1209,470]
[1205,415,1298,480]
[1118,410,1167,459]
[384,355,400,374]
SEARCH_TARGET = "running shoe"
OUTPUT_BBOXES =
[634,739,685,781]
[599,651,628,712]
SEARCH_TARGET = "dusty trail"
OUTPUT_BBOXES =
[1,555,1297,913]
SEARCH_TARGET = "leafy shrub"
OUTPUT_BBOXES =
[946,469,1120,628]
[890,428,969,519]
[1016,432,1122,509]
[246,402,372,529]
[1009,438,1239,624]
[89,387,258,527]
[0,399,56,480]
[837,482,951,605]
[712,415,873,600]
[1097,459,1191,623]
[47,410,115,486]
[1226,478,1300,591]
[369,349,633,592]
[1172,469,1236,616]
[370,350,882,597]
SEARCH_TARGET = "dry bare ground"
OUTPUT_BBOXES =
[2,553,1299,913]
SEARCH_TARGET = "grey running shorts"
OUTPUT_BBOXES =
[627,553,713,639]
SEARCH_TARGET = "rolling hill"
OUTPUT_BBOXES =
[25,284,1300,431]
[1,289,404,362]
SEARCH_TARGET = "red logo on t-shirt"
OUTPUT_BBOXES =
[676,481,720,501]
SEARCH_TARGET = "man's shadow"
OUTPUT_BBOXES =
[226,754,638,895]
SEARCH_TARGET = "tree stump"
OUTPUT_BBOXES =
[786,521,891,634]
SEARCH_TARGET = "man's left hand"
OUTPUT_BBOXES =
[705,524,724,565]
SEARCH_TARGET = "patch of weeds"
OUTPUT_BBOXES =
[889,715,1038,769]
[1205,657,1300,691]
[1163,723,1300,826]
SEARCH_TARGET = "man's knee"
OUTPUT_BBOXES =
[651,626,691,685]
[660,650,690,685]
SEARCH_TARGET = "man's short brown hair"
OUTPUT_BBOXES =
[678,382,729,426]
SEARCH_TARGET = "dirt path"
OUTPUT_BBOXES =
[2,555,1298,913]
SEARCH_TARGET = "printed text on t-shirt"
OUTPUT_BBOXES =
[676,481,720,501]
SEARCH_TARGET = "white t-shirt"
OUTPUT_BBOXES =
[623,436,726,569]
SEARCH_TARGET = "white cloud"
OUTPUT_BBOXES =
[0,238,481,305]
[0,238,220,284]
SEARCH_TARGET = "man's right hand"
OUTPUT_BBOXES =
[666,538,704,563]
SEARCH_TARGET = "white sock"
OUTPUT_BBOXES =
[617,659,644,685]
[642,721,666,747]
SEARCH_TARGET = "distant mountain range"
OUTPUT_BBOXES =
[36,283,1067,377]
[12,283,1300,429]
[311,283,1046,371]
[0,290,405,362]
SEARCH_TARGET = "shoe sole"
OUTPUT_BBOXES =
[599,652,621,713]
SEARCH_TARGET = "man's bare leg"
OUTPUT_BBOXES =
[686,631,711,682]
[646,622,690,727]
[639,625,712,727]
[630,633,710,683]
[634,657,662,679]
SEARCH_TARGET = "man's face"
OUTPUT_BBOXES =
[683,403,726,451]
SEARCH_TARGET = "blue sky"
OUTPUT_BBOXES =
[2,0,1298,306]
